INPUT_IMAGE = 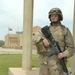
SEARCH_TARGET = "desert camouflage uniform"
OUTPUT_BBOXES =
[33,23,74,75]
[32,8,74,75]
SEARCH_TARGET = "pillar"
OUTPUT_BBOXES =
[71,0,75,75]
[22,0,33,70]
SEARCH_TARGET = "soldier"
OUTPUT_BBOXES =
[33,8,74,75]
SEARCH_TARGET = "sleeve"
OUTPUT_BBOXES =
[32,30,43,44]
[63,28,75,58]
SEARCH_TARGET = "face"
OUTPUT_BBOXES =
[50,14,59,22]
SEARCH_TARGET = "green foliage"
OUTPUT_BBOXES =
[67,57,73,67]
[32,54,40,67]
[0,54,72,75]
[0,54,22,75]
[0,54,39,75]
[0,40,4,47]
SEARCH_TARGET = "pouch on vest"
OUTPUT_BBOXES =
[35,41,47,55]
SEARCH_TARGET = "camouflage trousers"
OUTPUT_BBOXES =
[39,55,66,75]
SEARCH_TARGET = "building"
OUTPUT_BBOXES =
[4,26,41,48]
[4,34,23,49]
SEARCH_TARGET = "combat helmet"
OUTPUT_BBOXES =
[48,8,63,21]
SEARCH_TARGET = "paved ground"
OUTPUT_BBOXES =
[0,47,37,54]
[9,68,72,75]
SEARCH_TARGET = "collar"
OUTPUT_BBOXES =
[50,21,61,26]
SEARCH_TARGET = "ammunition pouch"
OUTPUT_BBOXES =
[35,41,47,55]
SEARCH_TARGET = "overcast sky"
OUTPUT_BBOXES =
[0,0,74,40]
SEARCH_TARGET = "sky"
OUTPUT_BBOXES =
[0,0,74,40]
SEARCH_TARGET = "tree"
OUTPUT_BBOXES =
[0,40,4,47]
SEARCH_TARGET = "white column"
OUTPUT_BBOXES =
[22,0,33,70]
[73,0,75,46]
[71,0,75,75]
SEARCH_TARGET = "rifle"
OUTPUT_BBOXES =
[41,26,69,75]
